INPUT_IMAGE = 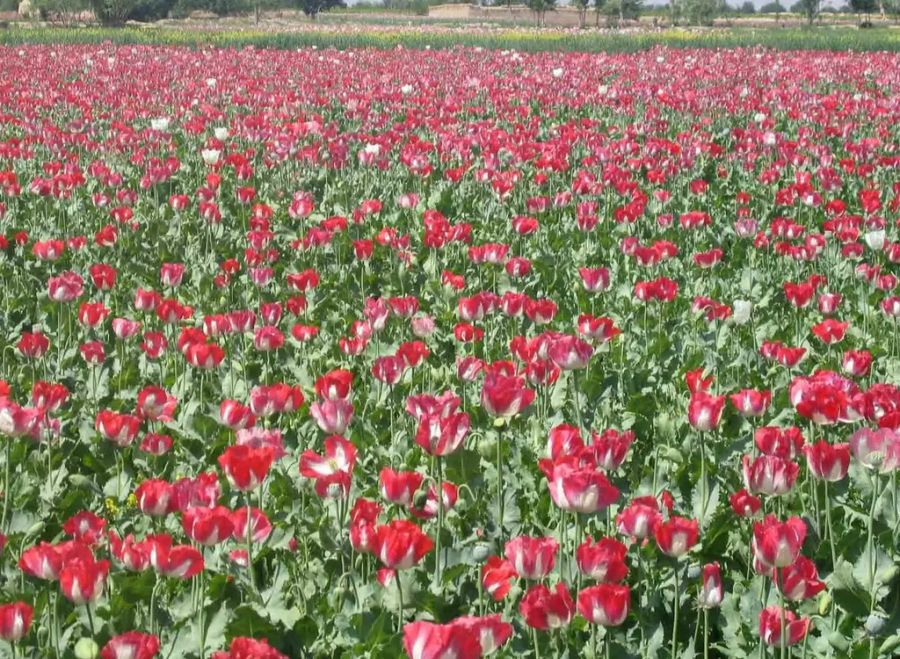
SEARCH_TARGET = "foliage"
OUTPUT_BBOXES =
[758,0,785,12]
[89,0,141,23]
[294,0,344,19]
[525,0,555,26]
[849,0,877,14]
[793,0,819,23]
[127,0,179,20]
[603,0,642,22]
[682,0,717,24]
[31,0,90,23]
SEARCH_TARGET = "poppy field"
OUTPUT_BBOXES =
[0,44,899,659]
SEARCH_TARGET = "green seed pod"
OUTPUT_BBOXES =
[74,638,99,659]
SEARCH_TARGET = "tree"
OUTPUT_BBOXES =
[739,0,755,12]
[526,0,555,26]
[295,0,343,19]
[574,0,589,27]
[850,0,876,20]
[683,0,717,24]
[759,0,785,19]
[793,0,819,22]
[669,0,681,25]
[594,0,606,26]
[888,0,900,20]
[603,0,641,23]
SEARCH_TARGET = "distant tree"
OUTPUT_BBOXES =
[668,0,682,23]
[248,0,290,24]
[600,0,640,22]
[526,0,554,26]
[295,0,343,19]
[573,0,589,27]
[850,0,876,19]
[739,0,755,11]
[683,0,717,23]
[594,0,606,26]
[793,0,818,22]
[888,0,900,20]
[759,0,785,18]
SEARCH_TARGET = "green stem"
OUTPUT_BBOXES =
[699,432,707,524]
[198,567,207,659]
[497,426,504,542]
[704,607,710,659]
[52,588,59,657]
[671,565,680,659]
[575,512,583,593]
[2,439,10,531]
[572,369,584,432]
[867,473,881,659]
[246,496,258,595]
[778,569,786,659]
[532,626,541,659]
[86,603,96,638]
[396,574,404,634]
[148,574,158,637]
[637,547,646,651]
[823,481,837,570]
[758,576,767,659]
[434,456,443,590]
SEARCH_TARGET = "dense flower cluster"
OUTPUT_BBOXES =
[0,43,898,657]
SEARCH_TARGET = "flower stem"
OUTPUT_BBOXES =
[867,473,881,659]
[671,565,680,659]
[51,589,59,657]
[699,432,707,524]
[572,369,584,432]
[86,603,96,638]
[777,570,786,659]
[396,575,404,634]
[198,567,207,659]
[703,607,710,659]
[434,456,443,590]
[575,512,583,593]
[496,426,504,542]
[2,439,10,531]
[246,496,258,595]
[148,573,158,637]
[823,481,837,570]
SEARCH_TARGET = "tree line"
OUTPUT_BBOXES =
[21,0,900,25]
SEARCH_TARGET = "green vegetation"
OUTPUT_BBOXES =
[3,24,900,52]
